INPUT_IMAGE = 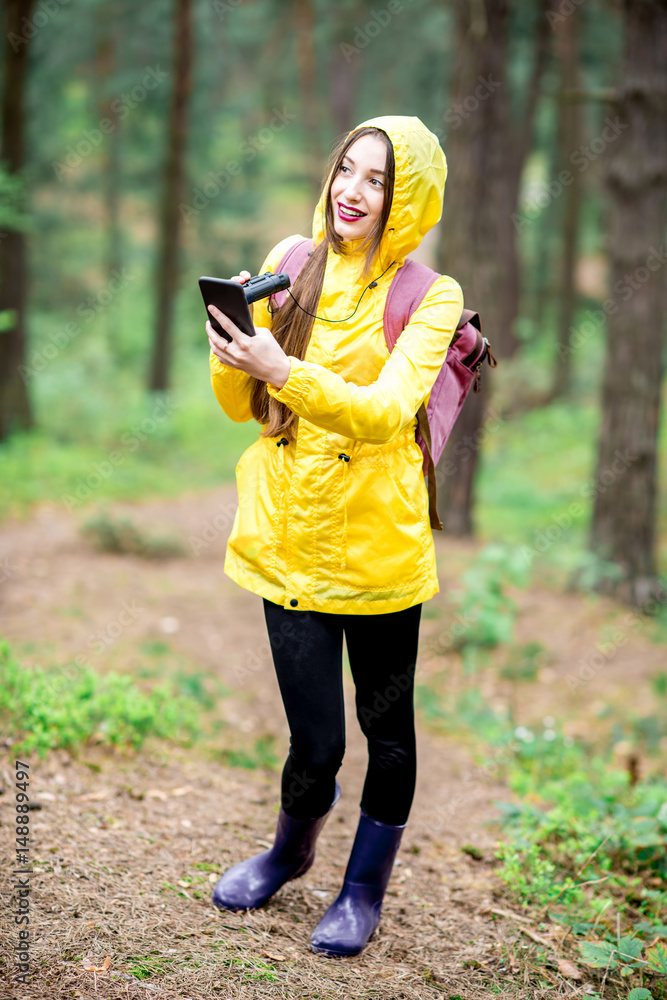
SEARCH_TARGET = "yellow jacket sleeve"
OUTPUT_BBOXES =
[209,356,255,423]
[209,233,308,423]
[266,275,464,444]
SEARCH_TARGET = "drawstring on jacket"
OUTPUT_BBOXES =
[338,453,350,571]
[274,438,289,573]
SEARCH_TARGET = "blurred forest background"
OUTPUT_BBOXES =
[0,0,666,606]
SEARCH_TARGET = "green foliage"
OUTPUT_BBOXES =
[566,549,628,593]
[496,841,583,908]
[579,936,644,971]
[0,351,258,520]
[0,640,202,757]
[216,736,280,771]
[647,943,667,975]
[448,543,532,653]
[499,640,547,682]
[82,508,185,559]
[492,731,667,988]
[0,162,32,233]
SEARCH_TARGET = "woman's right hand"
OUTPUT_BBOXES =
[232,269,253,319]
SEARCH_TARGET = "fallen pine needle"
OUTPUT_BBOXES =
[479,906,533,924]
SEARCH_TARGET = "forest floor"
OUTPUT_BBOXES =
[0,486,664,1000]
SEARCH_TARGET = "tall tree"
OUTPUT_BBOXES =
[95,0,123,351]
[149,0,192,392]
[327,1,367,141]
[0,0,35,440]
[293,0,323,197]
[547,6,584,400]
[590,0,667,606]
[95,2,122,280]
[436,0,550,534]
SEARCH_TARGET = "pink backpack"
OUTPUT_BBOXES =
[269,238,497,530]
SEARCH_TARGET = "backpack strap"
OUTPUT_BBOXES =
[383,263,489,532]
[383,258,441,351]
[268,237,314,312]
[383,259,455,532]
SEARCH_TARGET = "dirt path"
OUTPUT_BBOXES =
[1,488,663,999]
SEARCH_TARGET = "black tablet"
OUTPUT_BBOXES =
[199,276,256,343]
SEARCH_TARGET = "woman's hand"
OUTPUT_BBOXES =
[207,303,291,389]
[231,270,254,322]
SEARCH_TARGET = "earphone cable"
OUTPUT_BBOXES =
[267,259,398,324]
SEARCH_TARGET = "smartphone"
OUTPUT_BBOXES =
[199,276,256,343]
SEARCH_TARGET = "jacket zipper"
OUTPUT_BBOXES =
[338,452,350,572]
[271,437,290,576]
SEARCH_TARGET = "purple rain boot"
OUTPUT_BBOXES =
[309,807,406,957]
[212,780,341,912]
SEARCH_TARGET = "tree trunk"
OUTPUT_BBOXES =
[327,3,367,141]
[436,0,549,534]
[95,1,123,351]
[548,9,583,400]
[149,0,192,392]
[0,0,35,440]
[293,0,323,197]
[589,0,667,607]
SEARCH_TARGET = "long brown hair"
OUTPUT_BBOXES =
[250,126,396,441]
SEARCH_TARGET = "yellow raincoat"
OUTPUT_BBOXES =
[210,115,464,615]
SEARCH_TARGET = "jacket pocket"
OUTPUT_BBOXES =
[381,449,428,523]
[229,437,286,585]
[329,445,430,592]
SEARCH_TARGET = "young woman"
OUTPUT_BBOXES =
[206,115,464,957]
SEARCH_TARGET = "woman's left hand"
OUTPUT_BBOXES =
[206,304,291,389]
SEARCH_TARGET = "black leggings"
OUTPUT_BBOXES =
[262,597,422,827]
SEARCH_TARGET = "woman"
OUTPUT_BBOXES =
[206,115,464,957]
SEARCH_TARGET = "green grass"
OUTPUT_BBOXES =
[0,639,205,757]
[0,346,257,520]
[214,735,281,771]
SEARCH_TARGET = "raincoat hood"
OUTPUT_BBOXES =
[312,115,448,269]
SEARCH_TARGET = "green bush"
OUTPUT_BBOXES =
[0,640,203,757]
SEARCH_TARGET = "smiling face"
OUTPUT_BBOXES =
[329,133,388,242]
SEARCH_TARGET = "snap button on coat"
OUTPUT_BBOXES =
[211,115,464,615]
